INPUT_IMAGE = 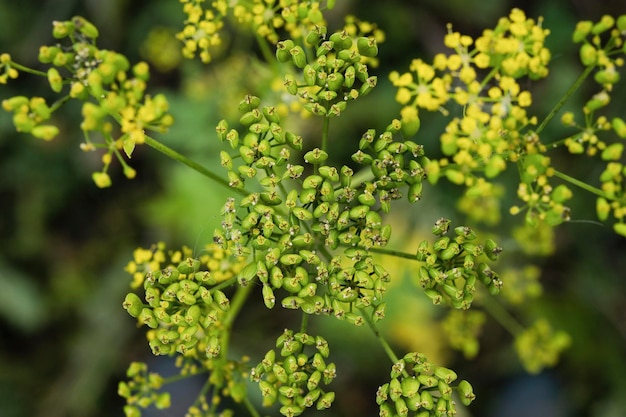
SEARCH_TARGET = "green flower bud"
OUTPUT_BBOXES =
[614,222,626,237]
[379,402,394,417]
[395,398,409,417]
[591,15,614,35]
[572,20,593,42]
[595,68,620,85]
[579,43,597,66]
[31,125,59,141]
[45,68,63,93]
[601,142,624,161]
[206,335,221,358]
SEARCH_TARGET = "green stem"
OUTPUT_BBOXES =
[242,396,262,417]
[9,61,48,77]
[256,35,279,73]
[552,169,617,201]
[480,296,524,336]
[366,246,416,261]
[360,309,400,364]
[321,116,330,154]
[144,135,248,197]
[300,311,309,334]
[536,65,595,136]
[222,282,255,331]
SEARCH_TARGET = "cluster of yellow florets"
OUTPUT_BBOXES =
[391,9,546,188]
[124,242,247,290]
[177,0,335,63]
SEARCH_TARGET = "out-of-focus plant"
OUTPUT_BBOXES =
[2,3,626,417]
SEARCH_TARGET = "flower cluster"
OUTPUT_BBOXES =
[376,353,475,417]
[441,310,485,359]
[0,53,18,84]
[177,0,336,63]
[118,362,171,417]
[514,319,571,374]
[1,17,174,187]
[390,9,555,233]
[414,220,503,310]
[251,330,336,416]
[277,24,381,118]
[559,15,626,235]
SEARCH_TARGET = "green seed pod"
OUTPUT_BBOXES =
[292,207,314,221]
[123,293,144,317]
[285,131,303,150]
[349,204,370,220]
[457,379,476,406]
[276,40,295,62]
[329,30,352,50]
[359,76,378,96]
[238,95,261,113]
[388,377,403,402]
[239,109,263,126]
[316,391,335,410]
[408,181,423,203]
[139,308,158,328]
[365,210,382,228]
[290,46,307,68]
[395,398,409,417]
[307,370,323,391]
[176,290,196,305]
[262,284,276,309]
[177,257,200,274]
[357,37,378,57]
[269,266,283,288]
[225,128,239,148]
[213,290,230,311]
[440,242,460,261]
[435,398,448,415]
[326,72,345,91]
[484,239,502,261]
[316,41,334,57]
[400,377,420,398]
[434,366,458,384]
[419,390,434,409]
[303,64,317,86]
[72,16,99,38]
[284,73,298,95]
[206,335,220,358]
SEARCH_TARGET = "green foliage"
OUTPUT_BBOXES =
[2,2,626,417]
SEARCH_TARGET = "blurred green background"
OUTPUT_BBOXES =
[1,1,625,417]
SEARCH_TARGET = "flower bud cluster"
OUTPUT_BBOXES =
[0,53,18,84]
[123,243,246,358]
[251,330,336,416]
[514,318,571,374]
[215,94,394,323]
[414,220,503,310]
[177,0,336,63]
[118,362,171,417]
[441,310,486,359]
[277,23,381,117]
[376,352,475,417]
[1,16,174,188]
